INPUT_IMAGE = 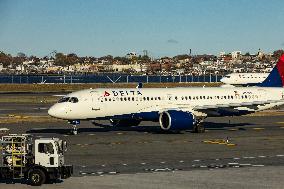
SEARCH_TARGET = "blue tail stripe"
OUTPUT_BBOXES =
[259,67,283,87]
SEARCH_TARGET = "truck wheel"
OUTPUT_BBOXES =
[29,169,46,186]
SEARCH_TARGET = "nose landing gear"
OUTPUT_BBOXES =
[68,120,80,135]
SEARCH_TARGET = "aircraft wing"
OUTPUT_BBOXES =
[139,99,284,117]
[192,100,284,116]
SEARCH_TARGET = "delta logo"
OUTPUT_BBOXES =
[103,91,110,97]
[103,90,142,97]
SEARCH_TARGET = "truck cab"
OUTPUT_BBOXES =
[35,138,66,168]
[0,134,72,186]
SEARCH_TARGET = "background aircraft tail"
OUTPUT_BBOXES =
[259,54,284,87]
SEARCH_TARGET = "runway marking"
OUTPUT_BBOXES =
[122,163,127,166]
[252,128,265,130]
[116,132,123,135]
[228,163,239,165]
[88,134,95,136]
[233,157,240,160]
[179,160,184,163]
[101,165,106,167]
[203,139,236,146]
[160,162,166,164]
[276,154,284,157]
[258,155,266,158]
[280,127,284,129]
[226,143,236,147]
[141,162,146,165]
[239,163,251,166]
[109,172,118,174]
[252,165,265,167]
[228,128,238,131]
[243,156,255,159]
[193,160,200,162]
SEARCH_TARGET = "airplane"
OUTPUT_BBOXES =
[220,73,269,86]
[48,55,284,135]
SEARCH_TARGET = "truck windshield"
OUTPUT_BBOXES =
[55,142,63,154]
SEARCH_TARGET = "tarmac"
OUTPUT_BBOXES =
[0,99,284,188]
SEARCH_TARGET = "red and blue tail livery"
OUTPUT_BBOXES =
[260,54,284,87]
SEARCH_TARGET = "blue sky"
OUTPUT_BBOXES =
[0,0,284,57]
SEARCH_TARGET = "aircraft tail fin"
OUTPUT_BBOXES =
[259,54,284,87]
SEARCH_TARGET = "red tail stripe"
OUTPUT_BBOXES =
[276,54,284,86]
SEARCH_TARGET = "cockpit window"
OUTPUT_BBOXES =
[58,97,70,103]
[58,97,79,103]
[69,97,79,103]
[225,76,231,78]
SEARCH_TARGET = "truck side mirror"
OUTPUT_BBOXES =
[63,141,67,152]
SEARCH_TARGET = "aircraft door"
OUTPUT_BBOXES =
[165,94,173,105]
[90,91,102,111]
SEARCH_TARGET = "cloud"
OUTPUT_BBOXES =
[167,39,179,44]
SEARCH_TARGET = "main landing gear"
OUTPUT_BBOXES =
[68,120,80,135]
[193,118,205,133]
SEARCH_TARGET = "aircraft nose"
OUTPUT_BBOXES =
[48,105,58,118]
[48,104,66,118]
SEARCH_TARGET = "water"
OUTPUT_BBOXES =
[0,74,222,84]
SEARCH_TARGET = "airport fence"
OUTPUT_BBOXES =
[0,74,222,84]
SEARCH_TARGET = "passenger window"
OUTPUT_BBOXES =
[38,143,54,154]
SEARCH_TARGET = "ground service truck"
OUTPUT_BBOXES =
[0,134,73,186]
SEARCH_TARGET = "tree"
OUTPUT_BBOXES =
[0,51,13,66]
[273,50,284,59]
[54,53,67,66]
[17,52,26,58]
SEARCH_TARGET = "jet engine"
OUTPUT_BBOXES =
[159,110,195,131]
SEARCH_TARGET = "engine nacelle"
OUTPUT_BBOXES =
[159,110,195,131]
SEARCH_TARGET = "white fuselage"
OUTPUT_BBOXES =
[220,73,269,85]
[48,87,284,120]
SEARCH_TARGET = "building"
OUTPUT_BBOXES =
[231,51,242,60]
